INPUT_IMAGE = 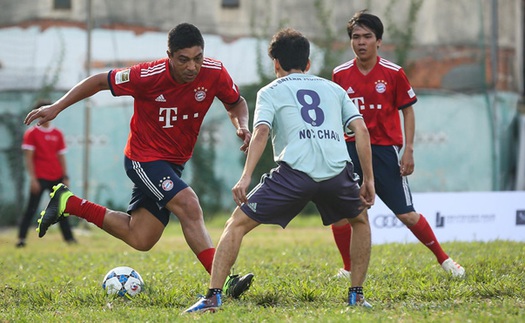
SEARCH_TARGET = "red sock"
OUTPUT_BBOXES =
[65,195,106,228]
[331,223,352,271]
[197,248,215,274]
[408,214,449,264]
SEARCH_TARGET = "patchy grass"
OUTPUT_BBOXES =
[1,214,524,322]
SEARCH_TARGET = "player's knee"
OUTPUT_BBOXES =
[348,210,369,225]
[332,218,350,226]
[169,190,203,220]
[225,208,258,235]
[132,240,155,252]
[127,232,160,251]
[397,212,418,226]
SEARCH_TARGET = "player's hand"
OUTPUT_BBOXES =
[232,175,251,206]
[24,104,59,126]
[30,178,41,194]
[359,179,375,209]
[400,150,415,176]
[236,128,251,154]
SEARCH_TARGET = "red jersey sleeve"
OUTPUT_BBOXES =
[22,128,36,150]
[56,128,67,154]
[214,64,241,105]
[394,68,417,110]
[108,66,140,98]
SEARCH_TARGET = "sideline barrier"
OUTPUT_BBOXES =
[369,191,525,244]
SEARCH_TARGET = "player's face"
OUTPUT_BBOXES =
[350,25,381,62]
[168,46,204,83]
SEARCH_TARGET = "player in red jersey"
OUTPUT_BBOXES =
[330,11,465,278]
[17,100,76,248]
[24,23,254,297]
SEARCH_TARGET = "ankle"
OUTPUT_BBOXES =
[206,288,222,298]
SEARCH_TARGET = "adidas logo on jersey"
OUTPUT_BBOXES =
[247,202,257,212]
[155,94,166,102]
[346,87,355,94]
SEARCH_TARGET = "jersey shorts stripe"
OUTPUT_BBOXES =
[378,57,401,71]
[333,60,354,74]
[124,156,188,226]
[346,141,415,214]
[141,63,165,77]
[240,162,363,228]
[131,160,164,200]
[202,58,222,70]
[395,145,413,207]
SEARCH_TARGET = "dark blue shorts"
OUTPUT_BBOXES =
[347,142,415,215]
[124,156,189,226]
[240,162,363,228]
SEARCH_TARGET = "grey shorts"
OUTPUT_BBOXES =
[240,162,363,228]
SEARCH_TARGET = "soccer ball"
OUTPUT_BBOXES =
[102,266,144,298]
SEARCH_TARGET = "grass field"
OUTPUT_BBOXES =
[1,214,524,322]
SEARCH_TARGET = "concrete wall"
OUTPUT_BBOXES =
[0,89,519,211]
[0,1,523,218]
[0,0,522,93]
[0,0,520,45]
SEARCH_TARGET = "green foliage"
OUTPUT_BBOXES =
[312,0,345,79]
[191,120,223,215]
[37,29,66,100]
[384,0,424,70]
[238,82,277,191]
[0,30,67,225]
[1,218,524,322]
[238,0,345,197]
[0,112,26,226]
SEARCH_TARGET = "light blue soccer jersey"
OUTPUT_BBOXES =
[254,73,363,181]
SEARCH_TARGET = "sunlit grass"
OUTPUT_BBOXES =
[1,215,524,322]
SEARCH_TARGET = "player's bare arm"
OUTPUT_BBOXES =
[24,73,110,126]
[400,106,415,176]
[349,118,375,208]
[232,124,269,206]
[225,96,252,153]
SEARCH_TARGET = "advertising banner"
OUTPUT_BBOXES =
[369,191,525,244]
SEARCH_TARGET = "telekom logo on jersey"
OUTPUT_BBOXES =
[158,107,199,128]
[350,97,382,110]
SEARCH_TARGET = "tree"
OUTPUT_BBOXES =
[191,119,224,216]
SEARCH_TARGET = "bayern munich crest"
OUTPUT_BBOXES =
[375,80,387,93]
[194,87,207,102]
[160,177,174,191]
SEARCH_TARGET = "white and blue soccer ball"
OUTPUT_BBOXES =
[102,266,144,298]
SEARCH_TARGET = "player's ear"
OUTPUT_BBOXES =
[273,58,280,74]
[305,59,311,72]
[376,38,382,49]
[166,50,172,58]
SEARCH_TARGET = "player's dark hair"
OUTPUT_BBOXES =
[347,10,384,40]
[268,28,309,72]
[167,23,205,54]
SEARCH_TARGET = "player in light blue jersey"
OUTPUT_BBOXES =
[255,65,362,182]
[184,28,375,313]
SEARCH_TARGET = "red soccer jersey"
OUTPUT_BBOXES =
[21,125,67,180]
[332,56,417,147]
[108,57,240,164]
